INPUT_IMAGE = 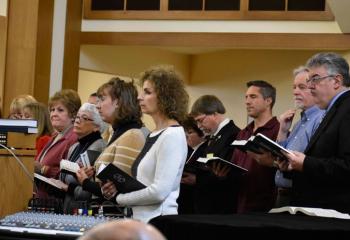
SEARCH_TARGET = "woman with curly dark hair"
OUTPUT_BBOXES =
[102,65,189,222]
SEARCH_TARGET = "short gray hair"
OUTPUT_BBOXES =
[79,103,107,133]
[306,52,350,86]
[293,66,309,77]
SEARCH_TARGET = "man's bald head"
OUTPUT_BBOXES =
[78,219,166,240]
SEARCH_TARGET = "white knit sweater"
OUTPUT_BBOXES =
[116,126,187,222]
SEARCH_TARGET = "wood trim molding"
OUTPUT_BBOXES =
[81,32,350,50]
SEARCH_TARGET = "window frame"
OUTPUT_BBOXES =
[83,0,334,21]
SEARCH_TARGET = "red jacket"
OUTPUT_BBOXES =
[35,135,52,160]
[36,127,78,179]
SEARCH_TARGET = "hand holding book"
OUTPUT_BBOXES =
[246,150,277,167]
[96,163,146,193]
[196,156,248,174]
[232,133,293,160]
[101,180,118,200]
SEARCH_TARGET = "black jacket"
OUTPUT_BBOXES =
[194,120,240,214]
[292,90,350,213]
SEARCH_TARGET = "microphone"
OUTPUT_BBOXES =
[0,143,38,193]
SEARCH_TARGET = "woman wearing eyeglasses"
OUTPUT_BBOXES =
[51,103,106,213]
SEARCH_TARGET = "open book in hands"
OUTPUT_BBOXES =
[34,173,64,190]
[96,163,146,193]
[269,206,350,219]
[196,156,248,174]
[232,133,293,160]
[60,159,80,174]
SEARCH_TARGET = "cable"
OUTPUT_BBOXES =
[0,143,38,193]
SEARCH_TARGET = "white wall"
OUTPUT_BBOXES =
[78,69,155,130]
[188,50,331,127]
[80,45,191,82]
[79,47,348,129]
[0,0,7,16]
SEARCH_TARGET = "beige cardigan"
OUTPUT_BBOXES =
[94,128,146,179]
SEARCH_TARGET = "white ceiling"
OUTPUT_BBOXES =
[328,0,350,33]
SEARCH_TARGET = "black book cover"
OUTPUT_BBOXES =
[96,163,146,193]
[196,157,248,174]
[232,133,292,160]
[253,133,292,159]
[232,136,263,154]
[80,150,101,167]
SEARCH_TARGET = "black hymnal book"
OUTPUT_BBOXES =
[80,150,101,167]
[232,133,292,159]
[96,163,146,193]
[196,157,248,174]
[184,164,199,173]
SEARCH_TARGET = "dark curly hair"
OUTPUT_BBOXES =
[139,65,189,124]
[97,77,142,126]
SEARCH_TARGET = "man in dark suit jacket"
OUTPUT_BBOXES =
[282,52,350,213]
[190,95,240,214]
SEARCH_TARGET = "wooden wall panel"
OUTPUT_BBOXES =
[3,0,39,116]
[0,149,36,217]
[0,16,6,116]
[3,0,54,116]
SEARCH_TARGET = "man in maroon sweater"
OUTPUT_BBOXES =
[232,80,279,213]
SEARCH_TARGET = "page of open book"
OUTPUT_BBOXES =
[269,206,350,220]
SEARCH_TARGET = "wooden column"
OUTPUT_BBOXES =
[62,0,82,90]
[33,0,54,104]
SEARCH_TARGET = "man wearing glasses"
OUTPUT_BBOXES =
[282,52,350,213]
[190,95,240,214]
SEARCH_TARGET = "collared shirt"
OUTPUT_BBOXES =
[275,106,324,188]
[326,89,349,112]
[213,118,230,136]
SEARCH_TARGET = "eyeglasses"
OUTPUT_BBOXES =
[194,115,208,125]
[75,115,94,123]
[306,75,335,85]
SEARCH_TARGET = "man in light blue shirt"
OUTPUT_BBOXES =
[275,66,324,206]
[251,66,324,207]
